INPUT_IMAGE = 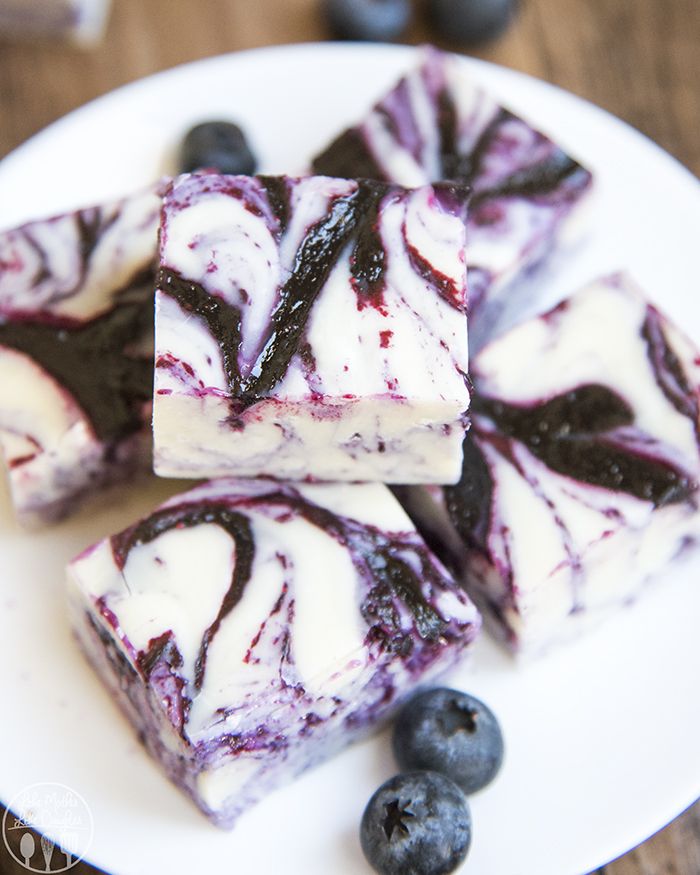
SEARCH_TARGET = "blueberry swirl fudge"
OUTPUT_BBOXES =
[0,187,161,524]
[312,47,593,315]
[67,479,481,827]
[153,173,471,483]
[396,274,700,652]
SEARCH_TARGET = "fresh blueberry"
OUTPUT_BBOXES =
[178,121,257,176]
[360,771,471,875]
[428,0,517,45]
[322,0,412,42]
[392,688,504,795]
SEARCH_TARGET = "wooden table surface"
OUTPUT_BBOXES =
[0,1,698,873]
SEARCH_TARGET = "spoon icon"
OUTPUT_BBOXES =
[19,831,35,867]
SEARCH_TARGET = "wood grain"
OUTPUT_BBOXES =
[0,1,698,873]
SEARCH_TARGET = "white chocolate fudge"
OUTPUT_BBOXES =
[312,47,593,315]
[67,479,481,827]
[0,0,111,43]
[0,187,160,525]
[153,173,471,483]
[397,274,700,652]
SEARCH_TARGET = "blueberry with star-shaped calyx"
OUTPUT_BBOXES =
[392,688,504,794]
[360,771,471,875]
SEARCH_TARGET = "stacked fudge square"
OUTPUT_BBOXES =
[3,47,700,828]
[152,173,473,483]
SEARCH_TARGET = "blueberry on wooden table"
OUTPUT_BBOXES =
[322,0,412,41]
[360,771,472,875]
[392,688,504,794]
[428,0,517,45]
[178,121,257,175]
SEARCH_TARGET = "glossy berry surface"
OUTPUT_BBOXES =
[360,771,471,875]
[428,0,517,45]
[179,121,257,176]
[393,688,504,795]
[322,0,412,41]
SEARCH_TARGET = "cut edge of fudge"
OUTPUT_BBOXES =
[0,184,163,526]
[311,45,594,316]
[153,172,471,485]
[67,479,481,827]
[397,272,700,653]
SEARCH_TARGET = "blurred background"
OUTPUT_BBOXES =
[0,0,698,177]
[0,1,698,874]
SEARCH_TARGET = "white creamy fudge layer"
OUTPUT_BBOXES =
[312,47,593,316]
[0,187,160,525]
[0,0,111,42]
[153,173,471,483]
[67,479,481,827]
[397,274,700,652]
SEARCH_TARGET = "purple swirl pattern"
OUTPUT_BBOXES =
[68,478,480,827]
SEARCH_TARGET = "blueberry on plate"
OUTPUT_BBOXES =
[322,0,412,42]
[393,688,504,795]
[178,121,257,176]
[428,0,517,45]
[360,771,471,875]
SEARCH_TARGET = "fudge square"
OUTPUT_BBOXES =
[312,47,593,315]
[396,274,700,652]
[0,186,160,525]
[67,479,481,828]
[153,173,471,483]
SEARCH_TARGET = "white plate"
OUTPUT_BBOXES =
[1,43,699,875]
